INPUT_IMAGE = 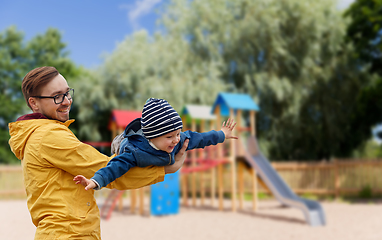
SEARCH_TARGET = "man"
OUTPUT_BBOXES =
[8,66,188,239]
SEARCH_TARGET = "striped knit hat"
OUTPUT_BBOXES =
[141,98,183,139]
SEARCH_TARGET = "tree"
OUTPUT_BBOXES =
[160,0,374,160]
[0,27,29,164]
[74,0,375,160]
[344,0,382,75]
[343,0,382,156]
[74,30,226,141]
[0,26,80,164]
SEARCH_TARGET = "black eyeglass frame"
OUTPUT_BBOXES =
[31,88,74,105]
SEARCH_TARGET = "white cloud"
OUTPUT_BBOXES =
[120,0,162,31]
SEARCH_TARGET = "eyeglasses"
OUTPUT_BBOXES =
[32,89,74,105]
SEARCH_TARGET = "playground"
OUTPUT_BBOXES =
[101,93,325,226]
[1,92,382,239]
[1,199,382,240]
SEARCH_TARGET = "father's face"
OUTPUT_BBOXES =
[33,74,72,122]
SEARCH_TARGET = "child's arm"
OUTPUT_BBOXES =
[73,151,137,190]
[181,119,238,151]
[221,118,238,141]
[74,175,97,190]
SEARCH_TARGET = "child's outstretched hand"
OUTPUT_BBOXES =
[221,118,238,140]
[73,175,96,191]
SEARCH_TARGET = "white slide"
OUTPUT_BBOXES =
[243,136,326,226]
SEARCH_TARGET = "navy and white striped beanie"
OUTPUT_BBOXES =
[141,98,183,139]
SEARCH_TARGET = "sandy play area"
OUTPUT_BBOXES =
[1,198,381,240]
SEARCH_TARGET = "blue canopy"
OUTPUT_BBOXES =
[211,93,260,116]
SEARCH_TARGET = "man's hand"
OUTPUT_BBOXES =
[164,139,189,174]
[73,175,97,190]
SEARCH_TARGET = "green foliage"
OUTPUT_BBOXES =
[358,185,373,199]
[0,27,28,125]
[74,30,226,141]
[300,193,319,201]
[6,0,372,162]
[0,26,81,164]
[344,0,382,75]
[0,27,28,163]
[240,192,272,201]
[344,0,382,160]
[160,0,373,160]
[72,0,377,160]
[352,139,382,158]
[257,192,272,200]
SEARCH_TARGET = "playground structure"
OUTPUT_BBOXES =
[100,93,325,226]
[180,94,259,212]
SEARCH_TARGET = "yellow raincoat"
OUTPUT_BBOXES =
[8,116,165,239]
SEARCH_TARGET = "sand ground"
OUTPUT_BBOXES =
[1,198,381,240]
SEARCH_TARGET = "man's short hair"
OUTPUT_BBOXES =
[22,66,59,109]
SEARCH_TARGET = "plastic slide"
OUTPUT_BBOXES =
[242,136,326,226]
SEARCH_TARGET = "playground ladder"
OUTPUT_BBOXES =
[100,189,125,220]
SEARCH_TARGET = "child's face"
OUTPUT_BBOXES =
[150,129,181,153]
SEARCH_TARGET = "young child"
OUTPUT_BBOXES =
[74,98,237,190]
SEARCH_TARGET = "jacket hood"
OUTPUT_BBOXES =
[8,113,74,160]
[16,113,49,121]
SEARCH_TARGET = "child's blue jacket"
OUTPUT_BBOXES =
[92,118,225,189]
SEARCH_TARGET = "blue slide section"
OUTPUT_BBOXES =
[243,137,326,226]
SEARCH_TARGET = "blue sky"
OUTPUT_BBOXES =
[0,0,353,69]
[0,0,168,68]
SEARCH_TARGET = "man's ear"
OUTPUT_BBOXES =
[28,97,39,112]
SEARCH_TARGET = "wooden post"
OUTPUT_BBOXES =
[230,108,236,212]
[237,110,244,157]
[215,105,224,211]
[181,116,187,128]
[252,169,258,211]
[131,189,136,214]
[110,121,117,140]
[200,119,205,206]
[139,187,144,215]
[250,110,256,137]
[238,161,244,210]
[191,119,197,207]
[250,110,258,210]
[335,159,340,199]
[148,186,151,216]
[181,115,188,207]
[182,175,188,206]
[210,119,216,207]
[200,161,205,206]
[211,165,215,207]
[117,127,125,210]
[217,164,224,211]
[118,191,124,211]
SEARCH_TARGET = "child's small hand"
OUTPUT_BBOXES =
[73,175,96,190]
[221,118,238,140]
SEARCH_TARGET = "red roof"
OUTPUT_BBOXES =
[108,110,141,129]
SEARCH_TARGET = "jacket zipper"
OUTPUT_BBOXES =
[168,153,171,165]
